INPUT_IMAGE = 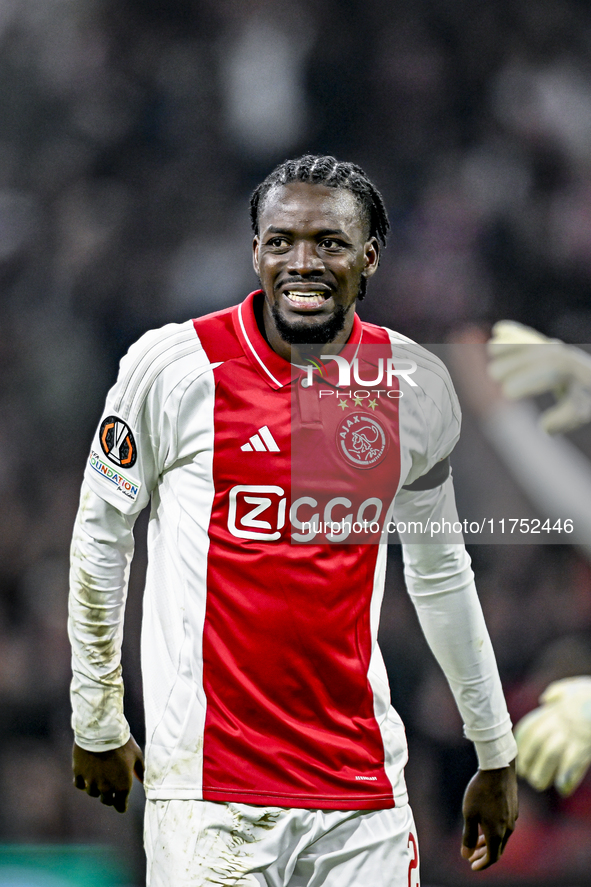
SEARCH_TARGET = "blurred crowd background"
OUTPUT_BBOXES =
[3,0,591,884]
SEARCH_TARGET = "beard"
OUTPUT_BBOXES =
[270,300,348,346]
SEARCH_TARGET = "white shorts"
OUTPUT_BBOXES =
[144,799,419,887]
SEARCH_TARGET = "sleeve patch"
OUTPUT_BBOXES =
[99,416,137,468]
[88,451,142,502]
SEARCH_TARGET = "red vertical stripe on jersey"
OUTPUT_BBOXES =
[194,300,401,809]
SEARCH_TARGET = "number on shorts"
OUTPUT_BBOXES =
[408,832,419,887]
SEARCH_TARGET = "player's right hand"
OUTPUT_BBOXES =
[487,320,591,433]
[73,735,144,813]
[515,676,591,796]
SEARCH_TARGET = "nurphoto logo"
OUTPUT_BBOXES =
[301,355,418,390]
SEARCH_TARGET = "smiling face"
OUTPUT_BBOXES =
[252,181,379,360]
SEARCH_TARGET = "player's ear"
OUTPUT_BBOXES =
[252,236,260,275]
[362,237,380,278]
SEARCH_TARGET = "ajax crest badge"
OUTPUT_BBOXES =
[337,413,388,469]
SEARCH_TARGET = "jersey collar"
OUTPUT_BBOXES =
[233,290,364,390]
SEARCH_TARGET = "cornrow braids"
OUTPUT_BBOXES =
[250,154,390,248]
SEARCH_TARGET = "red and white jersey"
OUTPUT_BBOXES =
[72,290,515,809]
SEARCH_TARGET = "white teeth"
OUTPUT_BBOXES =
[285,291,327,305]
[285,291,327,301]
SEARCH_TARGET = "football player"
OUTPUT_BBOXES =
[70,156,517,885]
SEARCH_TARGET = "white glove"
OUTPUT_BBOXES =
[515,676,591,795]
[487,320,591,433]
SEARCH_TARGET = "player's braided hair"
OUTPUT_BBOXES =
[250,154,390,247]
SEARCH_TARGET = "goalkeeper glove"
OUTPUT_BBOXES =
[488,320,591,433]
[515,676,591,795]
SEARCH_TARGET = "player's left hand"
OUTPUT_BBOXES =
[461,760,518,871]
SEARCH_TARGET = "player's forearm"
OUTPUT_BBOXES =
[69,481,136,751]
[402,541,516,768]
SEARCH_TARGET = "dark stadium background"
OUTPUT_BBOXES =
[2,0,591,884]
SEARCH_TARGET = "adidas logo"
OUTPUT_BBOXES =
[241,426,280,453]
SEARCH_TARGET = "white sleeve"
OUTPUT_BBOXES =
[395,478,517,770]
[69,327,174,750]
[70,322,208,751]
[387,335,462,488]
[68,480,139,751]
[82,322,201,517]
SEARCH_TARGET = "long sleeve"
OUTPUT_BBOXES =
[68,479,139,751]
[394,478,517,770]
[69,321,207,753]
